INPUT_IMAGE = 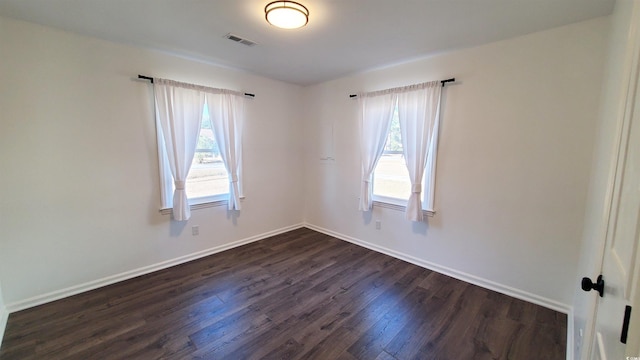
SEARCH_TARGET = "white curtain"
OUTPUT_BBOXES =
[397,81,442,221]
[154,79,206,221]
[358,92,396,211]
[206,92,244,210]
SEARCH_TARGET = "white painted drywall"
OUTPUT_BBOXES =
[0,278,7,348]
[303,17,609,307]
[571,1,638,358]
[0,16,305,305]
[0,11,612,326]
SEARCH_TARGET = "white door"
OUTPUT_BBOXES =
[589,8,640,358]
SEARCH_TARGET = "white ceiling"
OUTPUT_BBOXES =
[0,0,615,86]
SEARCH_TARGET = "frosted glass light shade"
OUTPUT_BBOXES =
[265,1,309,29]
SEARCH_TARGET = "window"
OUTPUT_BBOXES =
[153,78,244,219]
[373,108,409,201]
[157,105,229,209]
[359,81,441,220]
[187,107,229,200]
[372,106,438,213]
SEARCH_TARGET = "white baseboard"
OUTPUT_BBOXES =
[304,223,571,314]
[5,223,305,313]
[0,304,8,350]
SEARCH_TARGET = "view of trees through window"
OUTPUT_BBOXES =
[373,108,411,200]
[185,108,229,200]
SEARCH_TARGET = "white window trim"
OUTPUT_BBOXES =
[159,196,245,215]
[373,200,436,217]
[372,191,435,217]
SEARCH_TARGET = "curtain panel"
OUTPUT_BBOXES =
[358,92,396,211]
[154,79,206,221]
[206,93,245,210]
[397,81,441,221]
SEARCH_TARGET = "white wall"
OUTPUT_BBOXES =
[0,278,7,348]
[0,9,612,329]
[572,1,638,358]
[0,16,305,306]
[303,17,609,309]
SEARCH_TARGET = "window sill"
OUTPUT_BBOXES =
[372,200,435,217]
[159,196,245,215]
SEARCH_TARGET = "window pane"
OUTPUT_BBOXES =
[384,108,402,152]
[373,154,410,200]
[185,114,229,199]
[186,158,229,199]
[373,110,411,200]
[372,105,436,209]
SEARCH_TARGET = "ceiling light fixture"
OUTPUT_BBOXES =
[265,1,309,29]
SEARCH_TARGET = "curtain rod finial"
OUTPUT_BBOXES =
[138,75,154,83]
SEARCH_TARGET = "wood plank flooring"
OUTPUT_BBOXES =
[0,228,566,359]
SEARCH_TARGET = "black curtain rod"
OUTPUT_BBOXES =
[348,78,455,98]
[441,78,455,86]
[137,75,255,98]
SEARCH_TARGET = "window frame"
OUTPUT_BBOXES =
[371,105,440,216]
[155,110,231,213]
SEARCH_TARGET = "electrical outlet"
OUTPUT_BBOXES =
[375,220,381,230]
[192,225,199,236]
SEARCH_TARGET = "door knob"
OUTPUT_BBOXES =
[581,275,604,297]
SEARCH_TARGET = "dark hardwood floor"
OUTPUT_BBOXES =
[0,228,566,359]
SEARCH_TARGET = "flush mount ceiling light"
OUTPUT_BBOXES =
[265,1,309,29]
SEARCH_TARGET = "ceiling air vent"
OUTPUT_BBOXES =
[224,33,257,47]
